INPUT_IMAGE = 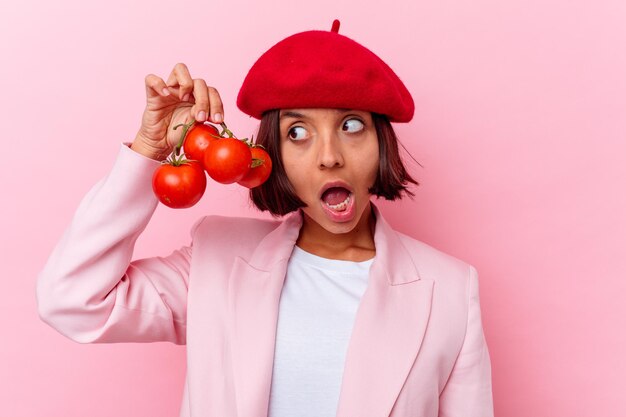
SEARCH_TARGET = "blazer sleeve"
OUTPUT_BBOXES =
[36,142,203,345]
[438,265,494,417]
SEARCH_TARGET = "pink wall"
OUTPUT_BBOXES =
[1,0,624,415]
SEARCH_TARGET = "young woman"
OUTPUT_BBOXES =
[37,20,493,417]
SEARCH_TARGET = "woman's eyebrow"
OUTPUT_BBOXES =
[280,111,306,120]
[279,109,352,120]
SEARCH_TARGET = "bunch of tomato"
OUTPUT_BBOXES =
[152,119,272,209]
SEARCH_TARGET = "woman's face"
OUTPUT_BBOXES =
[279,108,379,235]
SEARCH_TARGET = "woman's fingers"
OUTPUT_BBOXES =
[166,63,194,101]
[191,78,209,122]
[208,86,224,123]
[145,73,172,99]
[147,63,224,123]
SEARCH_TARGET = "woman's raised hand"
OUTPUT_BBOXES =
[131,63,224,160]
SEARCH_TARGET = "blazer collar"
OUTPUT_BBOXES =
[246,201,423,285]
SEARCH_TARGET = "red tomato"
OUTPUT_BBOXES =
[152,160,207,208]
[204,138,252,184]
[237,147,273,188]
[183,122,221,168]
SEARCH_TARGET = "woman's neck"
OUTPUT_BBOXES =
[295,203,376,262]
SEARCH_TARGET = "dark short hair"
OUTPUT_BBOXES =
[249,109,420,217]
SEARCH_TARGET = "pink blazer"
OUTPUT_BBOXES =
[36,142,494,417]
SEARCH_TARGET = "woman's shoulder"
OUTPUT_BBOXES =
[183,214,295,270]
[190,213,283,245]
[394,229,474,285]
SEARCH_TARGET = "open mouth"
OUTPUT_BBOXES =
[319,185,356,223]
[321,186,352,212]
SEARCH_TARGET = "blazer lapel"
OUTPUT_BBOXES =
[227,210,303,417]
[335,204,434,417]
[227,203,434,417]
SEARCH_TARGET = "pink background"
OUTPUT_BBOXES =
[1,0,625,415]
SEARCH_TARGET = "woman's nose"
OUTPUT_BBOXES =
[316,134,345,169]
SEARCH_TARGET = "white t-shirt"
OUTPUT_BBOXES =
[267,245,375,417]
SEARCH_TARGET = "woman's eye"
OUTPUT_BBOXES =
[287,126,307,141]
[342,118,364,133]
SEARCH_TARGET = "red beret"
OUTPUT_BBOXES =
[236,19,415,123]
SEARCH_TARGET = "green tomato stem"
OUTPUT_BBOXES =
[173,118,198,157]
[251,157,265,168]
[219,121,236,139]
